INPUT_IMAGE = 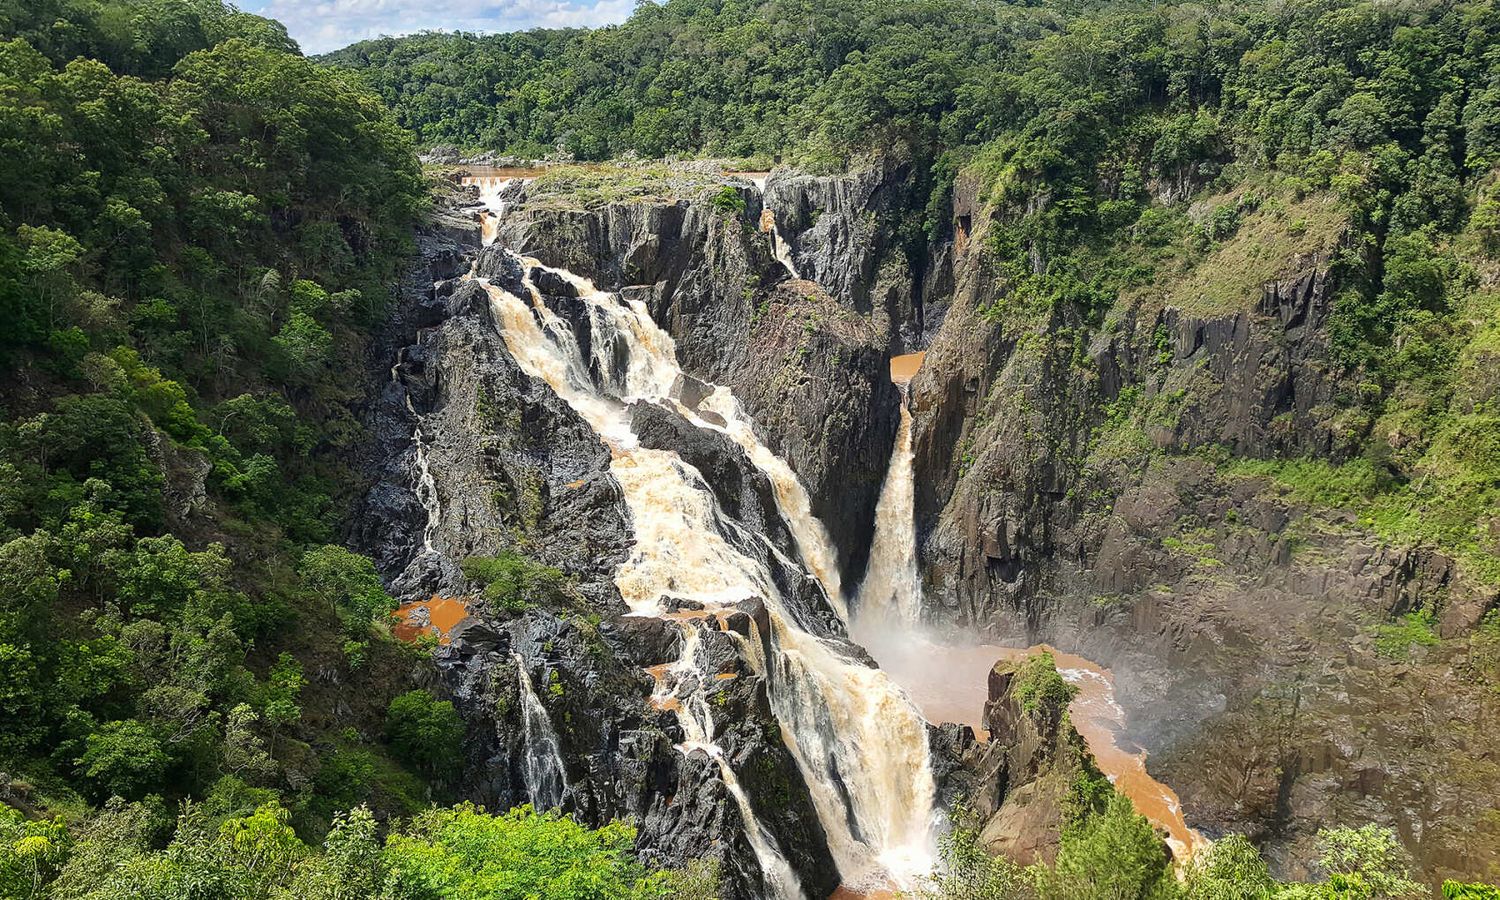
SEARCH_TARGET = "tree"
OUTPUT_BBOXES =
[77,719,170,799]
[380,803,668,899]
[385,689,464,777]
[923,803,1034,899]
[1311,825,1425,899]
[297,545,394,641]
[1041,793,1175,900]
[0,807,70,899]
[287,806,385,900]
[1182,834,1276,899]
[262,653,304,755]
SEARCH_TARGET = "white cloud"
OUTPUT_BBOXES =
[243,0,635,54]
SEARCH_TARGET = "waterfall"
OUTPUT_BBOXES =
[656,627,805,900]
[514,653,567,810]
[391,346,442,554]
[473,251,936,891]
[471,176,520,246]
[411,433,441,554]
[748,176,803,281]
[853,399,920,627]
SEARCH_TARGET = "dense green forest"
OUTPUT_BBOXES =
[0,0,712,896]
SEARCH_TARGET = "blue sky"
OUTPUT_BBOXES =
[237,0,635,54]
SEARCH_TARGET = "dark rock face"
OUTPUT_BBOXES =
[630,400,796,557]
[353,274,628,601]
[352,207,841,899]
[494,181,903,588]
[907,186,1500,881]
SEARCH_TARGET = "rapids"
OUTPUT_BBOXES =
[469,247,937,893]
[460,168,541,245]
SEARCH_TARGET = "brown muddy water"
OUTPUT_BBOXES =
[889,352,926,385]
[391,596,469,644]
[863,635,1208,862]
[457,166,548,188]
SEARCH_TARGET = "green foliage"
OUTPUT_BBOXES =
[0,806,71,899]
[0,0,435,847]
[1374,610,1441,659]
[710,186,747,216]
[1181,834,1277,899]
[8,796,707,900]
[1445,881,1500,900]
[1041,793,1175,900]
[298,545,396,642]
[930,800,1453,900]
[262,653,305,734]
[923,802,1032,900]
[461,552,569,614]
[1012,651,1077,715]
[384,690,463,778]
[1226,452,1500,586]
[381,803,676,899]
[1309,825,1426,899]
[75,719,169,800]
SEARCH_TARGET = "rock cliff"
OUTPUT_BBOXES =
[907,170,1500,881]
[494,171,909,586]
[352,202,843,898]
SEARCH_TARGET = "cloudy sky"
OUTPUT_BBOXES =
[239,0,636,54]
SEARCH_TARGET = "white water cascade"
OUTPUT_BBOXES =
[747,175,804,282]
[853,400,921,628]
[654,627,805,899]
[390,347,443,554]
[514,653,568,810]
[472,251,936,892]
[471,176,521,246]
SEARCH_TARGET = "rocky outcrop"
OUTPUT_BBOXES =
[933,655,1104,868]
[764,156,952,349]
[494,178,902,585]
[906,176,1500,881]
[350,202,843,898]
[969,658,1092,866]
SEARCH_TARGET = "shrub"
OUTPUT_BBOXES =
[385,689,464,777]
[461,552,569,613]
[1042,793,1173,900]
[710,185,747,215]
[1374,610,1440,660]
[1012,651,1077,715]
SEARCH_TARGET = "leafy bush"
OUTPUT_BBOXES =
[1012,652,1077,715]
[384,690,464,777]
[18,798,710,900]
[76,720,171,801]
[1446,881,1500,899]
[461,552,569,613]
[1041,793,1174,900]
[1375,610,1441,660]
[711,185,748,215]
[1310,824,1426,899]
